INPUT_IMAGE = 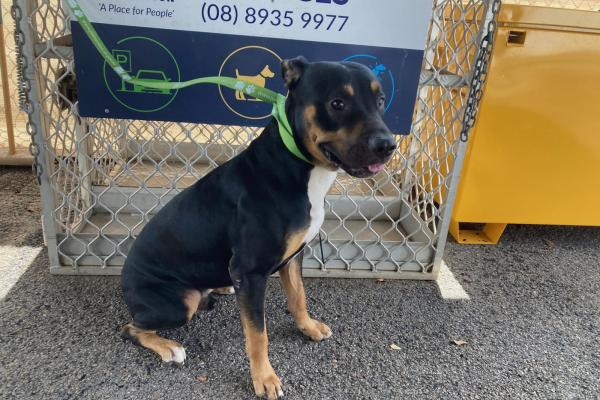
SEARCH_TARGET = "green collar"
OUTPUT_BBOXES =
[66,0,312,165]
[272,96,311,164]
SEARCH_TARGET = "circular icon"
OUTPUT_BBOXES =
[219,46,286,120]
[342,54,396,113]
[103,36,180,113]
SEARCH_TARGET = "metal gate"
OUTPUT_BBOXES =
[14,0,497,278]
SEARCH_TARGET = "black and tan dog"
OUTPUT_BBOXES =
[121,57,396,399]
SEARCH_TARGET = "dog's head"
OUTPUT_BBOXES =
[282,56,396,178]
[261,65,276,78]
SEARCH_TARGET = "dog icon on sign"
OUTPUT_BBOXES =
[235,65,275,101]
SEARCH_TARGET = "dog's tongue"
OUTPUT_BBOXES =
[368,164,385,174]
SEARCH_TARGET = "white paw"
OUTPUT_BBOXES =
[165,346,186,364]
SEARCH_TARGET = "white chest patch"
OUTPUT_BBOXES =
[302,167,337,244]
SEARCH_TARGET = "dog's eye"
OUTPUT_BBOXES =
[377,96,386,110]
[330,99,345,111]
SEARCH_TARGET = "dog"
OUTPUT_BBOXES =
[235,65,276,101]
[121,56,397,399]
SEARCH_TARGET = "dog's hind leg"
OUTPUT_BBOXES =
[121,323,187,364]
[121,288,203,364]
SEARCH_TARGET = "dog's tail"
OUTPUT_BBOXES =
[235,69,240,78]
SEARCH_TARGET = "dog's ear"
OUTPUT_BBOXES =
[282,56,309,90]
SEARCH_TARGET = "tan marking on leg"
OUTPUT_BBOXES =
[344,84,355,96]
[371,80,382,93]
[240,312,283,399]
[122,323,186,364]
[282,229,308,263]
[183,289,202,321]
[279,258,332,342]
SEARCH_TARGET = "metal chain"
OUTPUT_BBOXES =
[460,0,502,143]
[10,2,27,111]
[11,1,43,184]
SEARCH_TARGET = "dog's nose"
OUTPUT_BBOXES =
[369,134,397,158]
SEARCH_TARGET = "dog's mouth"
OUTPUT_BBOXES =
[319,144,388,178]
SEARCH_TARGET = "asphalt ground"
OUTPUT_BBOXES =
[1,166,598,399]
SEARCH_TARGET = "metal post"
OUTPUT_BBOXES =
[14,0,60,269]
[74,113,93,215]
[431,0,500,278]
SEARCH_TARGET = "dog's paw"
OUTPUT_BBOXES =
[299,319,332,342]
[252,367,283,399]
[121,323,186,365]
[159,342,187,365]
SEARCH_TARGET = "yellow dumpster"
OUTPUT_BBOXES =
[450,4,600,244]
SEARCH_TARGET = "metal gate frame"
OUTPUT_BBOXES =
[13,0,499,279]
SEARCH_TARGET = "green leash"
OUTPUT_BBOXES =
[65,0,311,164]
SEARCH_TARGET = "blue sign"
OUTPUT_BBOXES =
[70,0,433,134]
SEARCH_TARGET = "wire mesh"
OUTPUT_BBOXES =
[504,0,600,10]
[0,0,28,151]
[18,0,501,277]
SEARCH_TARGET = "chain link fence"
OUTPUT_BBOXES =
[0,0,28,159]
[13,0,500,277]
[505,0,600,9]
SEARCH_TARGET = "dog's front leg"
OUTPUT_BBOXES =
[233,270,283,399]
[280,253,332,341]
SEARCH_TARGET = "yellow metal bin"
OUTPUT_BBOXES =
[450,4,600,244]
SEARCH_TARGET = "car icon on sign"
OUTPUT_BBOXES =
[132,69,172,95]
